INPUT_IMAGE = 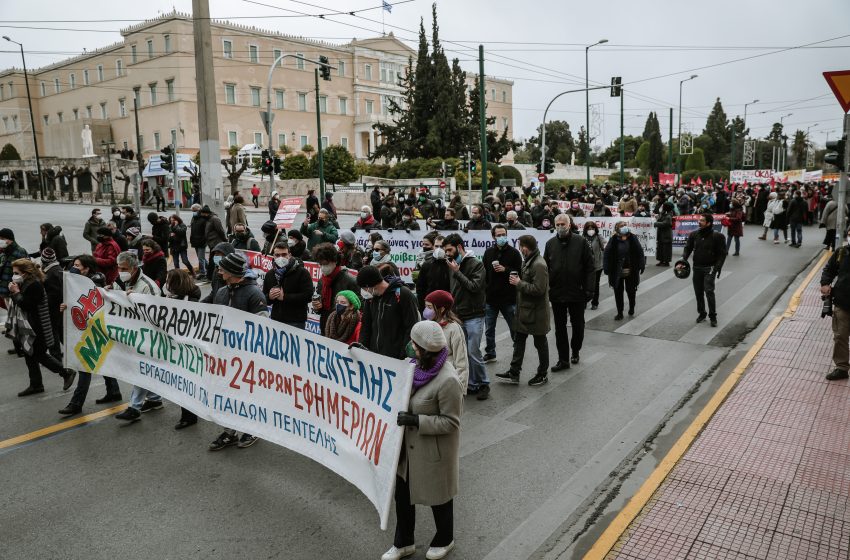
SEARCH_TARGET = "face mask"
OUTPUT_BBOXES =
[423,307,436,321]
[274,256,289,269]
[496,236,508,247]
[360,288,373,300]
[113,211,120,217]
[620,227,631,235]
[193,212,199,217]
[213,255,223,265]
[0,240,7,249]
[556,226,569,238]
[287,239,297,248]
[455,253,463,264]
[587,230,597,237]
[321,263,336,276]
[318,219,326,226]
[515,205,523,212]
[118,271,132,282]
[236,232,248,240]
[372,251,382,261]
[360,212,369,219]
[11,274,23,284]
[120,213,127,219]
[70,266,81,275]
[94,214,101,220]
[433,248,446,260]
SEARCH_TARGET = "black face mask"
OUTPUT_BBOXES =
[236,232,248,240]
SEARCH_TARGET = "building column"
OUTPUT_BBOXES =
[72,174,79,198]
[22,170,28,193]
[369,130,376,157]
[355,133,364,159]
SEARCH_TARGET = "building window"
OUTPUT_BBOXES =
[83,70,89,85]
[249,45,259,63]
[491,88,496,101]
[364,64,372,80]
[54,78,60,93]
[223,40,233,59]
[298,93,307,111]
[300,135,308,148]
[250,86,261,107]
[296,53,305,70]
[164,35,172,53]
[502,90,507,103]
[116,60,124,76]
[166,79,174,102]
[69,74,76,89]
[100,102,108,119]
[275,89,285,109]
[119,98,127,117]
[273,49,282,67]
[254,132,263,145]
[7,82,12,98]
[225,84,236,105]
[40,82,46,96]
[339,97,347,115]
[337,60,345,77]
[154,132,161,150]
[365,99,374,114]
[171,129,177,147]
[57,112,63,123]
[228,131,237,147]
[133,87,141,108]
[43,115,48,126]
[319,96,327,114]
[147,40,154,58]
[86,106,92,118]
[278,133,286,149]
[131,45,137,63]
[321,136,328,148]
[97,65,104,82]
[340,137,348,150]
[149,83,157,105]
[72,109,78,121]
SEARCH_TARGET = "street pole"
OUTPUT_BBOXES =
[466,151,472,208]
[171,144,180,217]
[730,126,736,179]
[835,114,850,248]
[3,37,43,199]
[668,107,673,173]
[314,68,325,200]
[780,113,792,172]
[133,97,144,212]
[742,99,759,168]
[620,88,625,186]
[478,45,488,198]
[191,0,224,221]
[677,75,697,181]
[585,39,607,186]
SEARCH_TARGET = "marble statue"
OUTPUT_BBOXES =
[81,124,95,157]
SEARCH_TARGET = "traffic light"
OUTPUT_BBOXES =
[273,156,282,174]
[261,149,272,174]
[319,55,331,81]
[160,145,174,172]
[544,157,555,175]
[610,76,622,97]
[460,153,468,170]
[825,135,847,171]
[470,159,477,173]
[445,163,455,176]
[535,161,542,174]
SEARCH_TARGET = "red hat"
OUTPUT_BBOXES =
[425,290,454,311]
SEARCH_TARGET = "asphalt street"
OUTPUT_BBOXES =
[0,200,826,560]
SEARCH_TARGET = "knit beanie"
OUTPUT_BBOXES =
[219,253,247,277]
[425,290,454,312]
[40,247,57,265]
[336,290,361,311]
[410,321,447,352]
[125,226,142,239]
[356,265,383,288]
[0,228,14,241]
[339,230,356,246]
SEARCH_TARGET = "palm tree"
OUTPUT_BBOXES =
[791,130,807,168]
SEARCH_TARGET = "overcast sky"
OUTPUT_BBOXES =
[2,0,849,149]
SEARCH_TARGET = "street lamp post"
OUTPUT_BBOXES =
[100,140,116,205]
[677,74,698,180]
[779,113,792,171]
[585,39,607,186]
[3,36,44,199]
[805,123,819,169]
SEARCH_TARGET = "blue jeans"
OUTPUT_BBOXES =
[171,248,194,272]
[790,222,803,245]
[726,235,740,254]
[194,246,207,275]
[484,303,515,357]
[130,386,161,410]
[461,316,488,389]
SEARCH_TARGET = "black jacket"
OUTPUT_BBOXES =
[262,259,313,324]
[482,244,522,305]
[683,227,727,269]
[359,278,420,359]
[544,233,595,302]
[787,196,808,224]
[603,235,646,288]
[169,223,189,251]
[464,217,492,232]
[111,231,129,252]
[822,246,850,311]
[432,219,460,231]
[42,262,63,341]
[416,258,452,310]
[450,252,486,320]
[189,215,207,248]
[150,216,170,250]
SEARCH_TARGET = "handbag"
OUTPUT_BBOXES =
[721,216,731,227]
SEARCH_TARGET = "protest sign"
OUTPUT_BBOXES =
[273,197,304,230]
[556,201,620,217]
[672,214,726,246]
[353,217,657,282]
[63,272,411,529]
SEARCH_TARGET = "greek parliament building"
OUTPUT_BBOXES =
[0,11,513,164]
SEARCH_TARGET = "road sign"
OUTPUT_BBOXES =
[259,110,276,134]
[823,71,850,113]
[538,173,548,182]
[438,180,446,188]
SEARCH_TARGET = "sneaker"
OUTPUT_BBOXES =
[784,239,789,244]
[237,433,259,448]
[61,368,77,391]
[381,545,416,560]
[528,374,548,387]
[95,393,123,404]
[426,541,455,560]
[696,313,707,323]
[58,404,82,416]
[209,432,239,451]
[482,354,497,363]
[773,240,780,244]
[476,384,491,401]
[115,407,141,421]
[826,368,849,381]
[496,371,520,384]
[140,400,164,413]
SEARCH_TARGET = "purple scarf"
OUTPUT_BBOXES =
[412,347,448,390]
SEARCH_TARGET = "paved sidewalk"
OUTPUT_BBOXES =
[593,253,850,560]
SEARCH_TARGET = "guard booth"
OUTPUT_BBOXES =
[143,155,198,208]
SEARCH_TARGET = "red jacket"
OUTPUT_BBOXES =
[251,186,260,197]
[93,238,121,284]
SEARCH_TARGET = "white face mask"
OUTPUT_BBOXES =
[287,239,296,248]
[360,212,369,219]
[0,240,7,249]
[11,274,23,284]
[587,230,597,237]
[360,288,373,300]
[321,263,336,276]
[118,271,132,282]
[274,256,289,269]
[432,247,446,260]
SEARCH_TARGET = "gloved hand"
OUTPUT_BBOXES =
[387,228,393,233]
[406,229,411,234]
[397,411,419,427]
[348,342,366,350]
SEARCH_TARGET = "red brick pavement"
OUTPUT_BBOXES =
[603,267,850,560]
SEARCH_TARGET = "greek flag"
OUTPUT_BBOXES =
[382,0,392,13]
